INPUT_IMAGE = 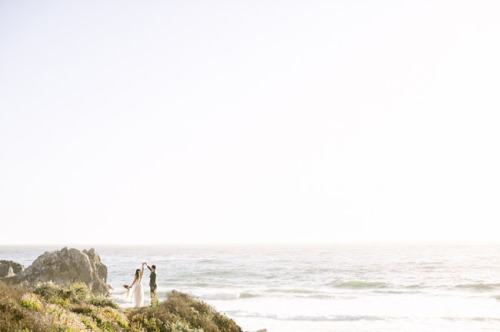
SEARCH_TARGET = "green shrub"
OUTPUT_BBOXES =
[80,315,99,330]
[128,290,242,332]
[34,281,64,299]
[20,293,42,311]
[165,321,203,332]
[67,282,91,302]
[34,281,90,303]
[90,294,119,309]
[71,303,127,331]
[132,315,163,331]
[43,303,89,331]
[46,295,70,307]
[1,281,127,332]
[102,307,129,328]
[0,281,52,331]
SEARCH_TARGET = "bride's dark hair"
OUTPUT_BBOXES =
[135,269,140,278]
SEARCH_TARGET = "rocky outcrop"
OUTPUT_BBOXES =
[14,247,110,294]
[0,260,24,277]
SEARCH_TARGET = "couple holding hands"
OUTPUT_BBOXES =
[125,262,158,307]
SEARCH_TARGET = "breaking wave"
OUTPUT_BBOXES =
[227,311,386,322]
[198,292,259,300]
[328,280,390,289]
[455,283,500,291]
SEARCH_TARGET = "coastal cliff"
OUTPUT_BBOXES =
[9,247,110,294]
[0,260,24,277]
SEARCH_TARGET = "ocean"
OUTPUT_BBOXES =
[1,244,500,332]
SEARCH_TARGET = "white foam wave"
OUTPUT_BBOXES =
[455,283,500,291]
[227,311,385,322]
[198,291,258,300]
[328,280,390,289]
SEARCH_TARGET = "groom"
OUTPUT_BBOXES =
[144,262,158,306]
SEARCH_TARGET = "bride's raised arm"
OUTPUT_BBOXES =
[141,262,146,278]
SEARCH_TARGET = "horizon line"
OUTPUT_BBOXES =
[1,240,500,247]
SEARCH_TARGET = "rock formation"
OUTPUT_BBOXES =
[13,247,110,294]
[0,260,24,277]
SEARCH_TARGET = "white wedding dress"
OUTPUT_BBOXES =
[131,275,144,307]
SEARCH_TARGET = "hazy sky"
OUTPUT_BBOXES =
[1,0,499,245]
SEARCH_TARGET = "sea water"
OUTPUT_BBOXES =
[2,244,500,332]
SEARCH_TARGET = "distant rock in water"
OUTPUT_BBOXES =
[0,260,24,277]
[13,247,110,294]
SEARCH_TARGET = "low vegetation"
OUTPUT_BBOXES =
[0,280,126,331]
[128,290,242,332]
[0,280,242,332]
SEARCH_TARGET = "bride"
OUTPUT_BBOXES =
[126,262,146,307]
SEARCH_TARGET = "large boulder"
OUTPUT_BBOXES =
[0,260,24,277]
[14,247,110,294]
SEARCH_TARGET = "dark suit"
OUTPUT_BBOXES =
[147,266,157,293]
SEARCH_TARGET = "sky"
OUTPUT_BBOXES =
[1,0,499,245]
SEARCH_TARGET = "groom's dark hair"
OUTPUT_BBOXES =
[152,265,156,270]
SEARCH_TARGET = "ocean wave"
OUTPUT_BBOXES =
[296,294,336,299]
[469,317,500,322]
[442,316,500,322]
[198,259,225,264]
[240,292,259,299]
[198,292,259,300]
[455,283,500,291]
[327,280,390,289]
[265,288,317,294]
[263,288,336,299]
[373,290,421,295]
[405,284,425,289]
[192,282,211,287]
[227,311,385,322]
[199,270,244,278]
[179,281,235,288]
[230,311,500,323]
